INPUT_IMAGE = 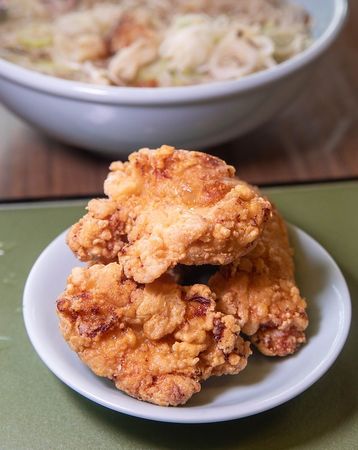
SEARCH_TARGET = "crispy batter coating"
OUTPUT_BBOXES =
[57,263,251,406]
[209,208,308,356]
[67,198,129,265]
[67,145,271,283]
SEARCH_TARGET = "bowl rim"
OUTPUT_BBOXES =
[0,0,348,105]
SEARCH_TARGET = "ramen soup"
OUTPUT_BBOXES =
[0,0,311,87]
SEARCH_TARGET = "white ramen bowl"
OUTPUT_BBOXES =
[0,0,347,156]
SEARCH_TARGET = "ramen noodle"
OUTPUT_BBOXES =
[0,0,311,87]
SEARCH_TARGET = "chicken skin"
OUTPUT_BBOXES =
[67,145,271,283]
[209,208,308,356]
[57,263,251,406]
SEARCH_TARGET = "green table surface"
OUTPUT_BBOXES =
[0,181,357,450]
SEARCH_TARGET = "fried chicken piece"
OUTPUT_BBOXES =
[209,208,308,356]
[67,145,271,283]
[57,263,251,406]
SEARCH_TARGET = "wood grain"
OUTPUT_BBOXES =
[0,3,357,200]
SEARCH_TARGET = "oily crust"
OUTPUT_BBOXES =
[57,263,251,406]
[209,208,308,356]
[67,145,271,283]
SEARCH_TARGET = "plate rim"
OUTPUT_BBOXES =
[22,224,352,423]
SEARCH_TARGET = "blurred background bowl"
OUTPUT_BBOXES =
[0,0,347,156]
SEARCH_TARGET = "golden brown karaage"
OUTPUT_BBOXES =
[209,208,308,356]
[57,263,251,406]
[67,145,271,283]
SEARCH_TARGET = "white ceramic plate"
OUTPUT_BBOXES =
[23,225,351,423]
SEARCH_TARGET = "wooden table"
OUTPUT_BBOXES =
[1,3,357,201]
